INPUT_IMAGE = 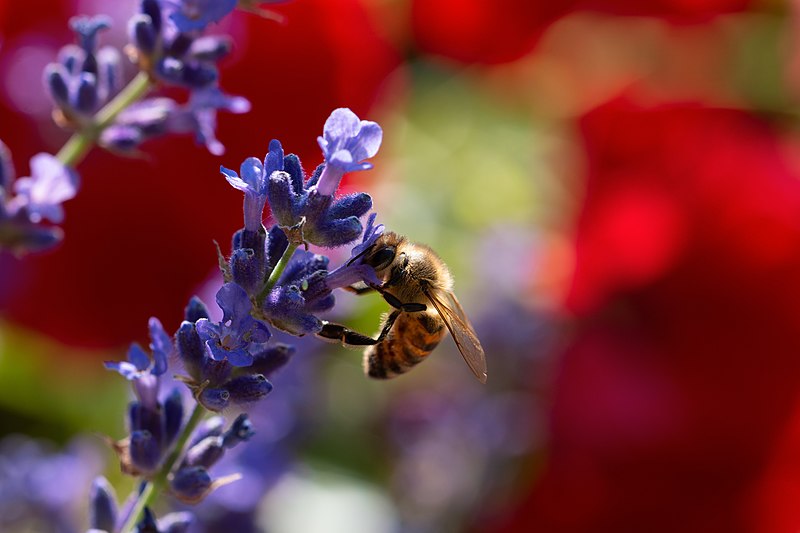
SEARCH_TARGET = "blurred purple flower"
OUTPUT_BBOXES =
[43,15,121,123]
[0,436,104,533]
[165,0,238,32]
[9,153,79,225]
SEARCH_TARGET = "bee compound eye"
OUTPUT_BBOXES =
[368,246,396,270]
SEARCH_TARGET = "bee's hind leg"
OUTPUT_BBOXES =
[318,310,401,346]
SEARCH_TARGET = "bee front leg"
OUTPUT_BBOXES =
[318,310,401,347]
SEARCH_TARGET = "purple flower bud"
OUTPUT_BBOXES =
[222,414,255,448]
[328,193,372,220]
[198,387,229,411]
[176,321,204,379]
[230,248,261,295]
[142,0,162,33]
[249,343,294,378]
[158,512,194,533]
[129,402,162,445]
[97,46,122,100]
[183,436,225,469]
[132,371,160,411]
[266,171,294,227]
[129,14,158,55]
[148,317,172,374]
[266,224,288,270]
[226,373,273,404]
[188,36,233,62]
[89,476,118,532]
[138,507,159,533]
[130,430,161,473]
[0,140,13,191]
[74,72,98,113]
[57,44,83,74]
[164,388,184,447]
[43,64,70,107]
[171,466,212,504]
[185,296,210,322]
[101,125,143,152]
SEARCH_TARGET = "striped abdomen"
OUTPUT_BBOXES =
[363,311,446,379]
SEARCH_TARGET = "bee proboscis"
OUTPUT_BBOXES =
[318,231,487,383]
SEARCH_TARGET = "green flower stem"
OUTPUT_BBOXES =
[56,71,152,167]
[119,402,206,533]
[256,242,299,306]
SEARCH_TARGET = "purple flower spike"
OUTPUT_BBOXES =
[12,154,79,224]
[196,283,271,367]
[316,108,383,196]
[168,0,238,32]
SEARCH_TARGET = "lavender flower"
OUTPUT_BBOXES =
[165,0,238,32]
[0,436,103,533]
[316,108,383,196]
[43,15,122,126]
[100,87,250,156]
[127,0,232,90]
[266,108,381,247]
[220,139,282,232]
[0,144,79,254]
[195,283,271,367]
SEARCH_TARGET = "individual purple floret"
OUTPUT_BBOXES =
[316,107,383,195]
[164,0,238,32]
[195,283,271,367]
[100,87,250,156]
[220,139,283,232]
[43,15,122,126]
[265,108,381,247]
[0,144,79,254]
[10,153,80,224]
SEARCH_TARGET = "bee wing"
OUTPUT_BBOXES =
[424,288,488,384]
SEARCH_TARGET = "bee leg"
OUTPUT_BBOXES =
[318,310,401,347]
[379,290,426,313]
[318,322,378,346]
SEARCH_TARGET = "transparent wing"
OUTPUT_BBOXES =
[424,288,487,384]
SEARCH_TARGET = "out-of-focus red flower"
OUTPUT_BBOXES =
[410,0,754,66]
[411,0,579,64]
[578,0,753,21]
[0,0,401,348]
[493,99,800,532]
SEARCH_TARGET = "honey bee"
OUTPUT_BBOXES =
[319,231,487,383]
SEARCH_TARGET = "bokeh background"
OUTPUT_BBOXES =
[2,0,800,532]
